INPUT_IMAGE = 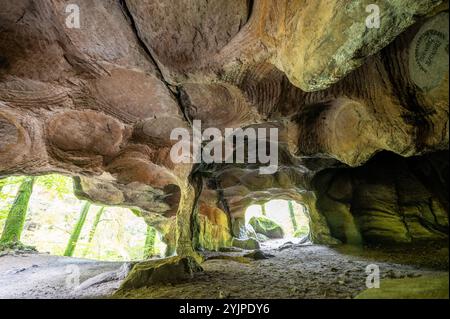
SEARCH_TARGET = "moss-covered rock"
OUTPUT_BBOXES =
[249,216,284,239]
[197,203,233,251]
[355,274,449,299]
[231,218,258,240]
[256,233,270,242]
[0,241,37,254]
[313,152,449,245]
[232,237,260,250]
[118,256,202,290]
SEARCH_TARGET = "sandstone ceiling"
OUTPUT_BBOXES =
[0,1,449,254]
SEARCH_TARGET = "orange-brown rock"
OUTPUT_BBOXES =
[0,1,448,252]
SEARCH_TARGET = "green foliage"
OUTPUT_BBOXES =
[1,174,155,262]
[294,225,310,238]
[0,176,25,188]
[36,174,72,200]
[0,176,25,203]
[130,208,143,217]
[0,206,8,222]
[1,175,72,224]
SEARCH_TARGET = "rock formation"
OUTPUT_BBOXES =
[0,0,448,269]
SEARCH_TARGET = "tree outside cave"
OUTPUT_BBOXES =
[0,175,166,261]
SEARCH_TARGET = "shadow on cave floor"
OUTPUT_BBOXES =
[0,243,448,299]
[0,253,129,299]
[118,243,448,299]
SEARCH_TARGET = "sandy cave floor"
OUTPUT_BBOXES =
[0,242,448,299]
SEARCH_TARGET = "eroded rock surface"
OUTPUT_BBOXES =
[313,151,449,244]
[0,1,448,256]
[118,256,202,290]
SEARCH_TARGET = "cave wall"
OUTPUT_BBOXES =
[0,1,448,255]
[197,202,233,251]
[313,151,449,244]
[196,151,449,248]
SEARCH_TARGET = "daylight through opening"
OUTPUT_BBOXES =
[0,175,166,261]
[244,199,310,242]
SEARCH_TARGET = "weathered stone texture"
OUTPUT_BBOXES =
[0,1,448,252]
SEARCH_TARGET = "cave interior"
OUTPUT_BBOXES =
[0,0,449,299]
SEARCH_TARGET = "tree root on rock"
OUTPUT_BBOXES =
[117,256,203,291]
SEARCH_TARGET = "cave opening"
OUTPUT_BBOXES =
[0,174,165,262]
[0,0,448,301]
[244,199,310,246]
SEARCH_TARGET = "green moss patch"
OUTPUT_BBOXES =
[356,273,449,299]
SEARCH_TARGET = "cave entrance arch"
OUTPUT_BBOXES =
[0,174,166,261]
[244,199,310,244]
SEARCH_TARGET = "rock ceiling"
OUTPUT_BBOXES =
[0,0,448,251]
